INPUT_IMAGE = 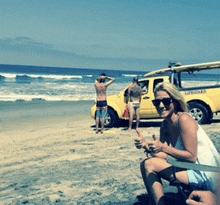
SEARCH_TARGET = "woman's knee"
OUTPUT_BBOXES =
[140,158,156,173]
[141,158,170,173]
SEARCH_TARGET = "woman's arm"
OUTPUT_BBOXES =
[139,87,142,102]
[134,123,169,159]
[149,122,169,159]
[163,114,198,162]
[151,114,198,162]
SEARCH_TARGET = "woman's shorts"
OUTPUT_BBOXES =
[129,101,140,110]
[187,170,213,191]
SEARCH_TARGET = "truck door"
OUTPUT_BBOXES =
[140,79,163,118]
[139,80,153,117]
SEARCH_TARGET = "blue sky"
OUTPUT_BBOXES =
[1,0,219,71]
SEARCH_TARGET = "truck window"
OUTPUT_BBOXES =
[153,79,163,91]
[180,72,218,88]
[140,80,149,94]
[169,76,178,87]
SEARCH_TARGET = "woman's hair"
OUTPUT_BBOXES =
[154,82,188,112]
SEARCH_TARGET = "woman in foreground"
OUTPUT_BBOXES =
[135,82,219,205]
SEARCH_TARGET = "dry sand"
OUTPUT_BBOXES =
[0,101,219,205]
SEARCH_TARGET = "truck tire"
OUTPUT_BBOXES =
[188,102,209,124]
[104,108,118,128]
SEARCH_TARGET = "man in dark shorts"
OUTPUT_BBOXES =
[127,76,142,131]
[95,73,115,133]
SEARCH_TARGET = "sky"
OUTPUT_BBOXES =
[1,0,220,71]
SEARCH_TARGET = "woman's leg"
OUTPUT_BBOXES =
[141,157,189,205]
[128,103,134,131]
[135,107,140,130]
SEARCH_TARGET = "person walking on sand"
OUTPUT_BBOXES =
[127,76,142,131]
[95,73,115,134]
[134,82,220,205]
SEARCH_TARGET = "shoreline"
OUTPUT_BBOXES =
[0,100,94,122]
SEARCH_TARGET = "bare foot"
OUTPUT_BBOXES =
[128,128,132,132]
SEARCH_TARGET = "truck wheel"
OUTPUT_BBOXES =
[188,102,209,124]
[104,108,118,128]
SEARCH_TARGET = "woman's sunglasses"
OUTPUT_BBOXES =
[152,98,173,107]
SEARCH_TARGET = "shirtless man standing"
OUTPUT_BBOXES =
[95,73,115,133]
[127,76,142,131]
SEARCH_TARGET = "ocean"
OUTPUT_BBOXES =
[0,64,220,102]
[0,64,146,102]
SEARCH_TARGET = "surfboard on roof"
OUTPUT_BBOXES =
[144,61,220,77]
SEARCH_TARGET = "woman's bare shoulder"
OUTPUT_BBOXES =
[178,112,197,128]
[178,112,193,120]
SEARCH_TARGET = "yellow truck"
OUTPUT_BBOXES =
[91,61,220,127]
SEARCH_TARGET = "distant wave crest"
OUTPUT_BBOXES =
[122,74,137,77]
[122,74,143,78]
[0,73,84,80]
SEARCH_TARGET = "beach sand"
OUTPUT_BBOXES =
[0,101,219,205]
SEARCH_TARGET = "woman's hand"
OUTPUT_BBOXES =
[147,135,164,153]
[134,138,148,150]
[134,130,150,151]
[134,138,143,149]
